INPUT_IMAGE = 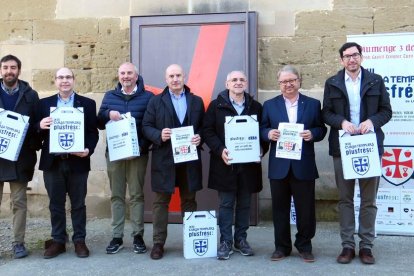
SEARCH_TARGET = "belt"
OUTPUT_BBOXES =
[59,154,69,160]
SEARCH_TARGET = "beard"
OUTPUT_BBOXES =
[2,73,18,88]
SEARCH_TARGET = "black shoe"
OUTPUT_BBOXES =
[133,234,147,254]
[106,238,123,254]
[270,250,288,261]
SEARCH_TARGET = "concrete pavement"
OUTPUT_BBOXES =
[0,219,413,275]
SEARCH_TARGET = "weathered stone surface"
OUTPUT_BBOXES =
[90,68,119,93]
[98,18,129,43]
[56,0,129,19]
[91,42,129,68]
[0,21,32,41]
[0,0,55,20]
[72,69,92,93]
[32,69,57,92]
[321,36,347,66]
[33,19,99,43]
[192,0,248,13]
[131,0,188,15]
[374,7,414,33]
[334,0,413,9]
[296,9,374,37]
[65,43,93,69]
[258,37,323,90]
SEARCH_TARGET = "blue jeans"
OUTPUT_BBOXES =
[218,186,251,243]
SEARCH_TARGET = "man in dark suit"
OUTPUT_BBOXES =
[142,64,204,260]
[260,65,326,263]
[35,67,99,259]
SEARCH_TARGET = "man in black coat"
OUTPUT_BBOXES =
[203,71,268,260]
[323,42,392,265]
[0,55,39,259]
[142,64,204,260]
[36,67,99,259]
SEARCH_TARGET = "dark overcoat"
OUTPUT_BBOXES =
[203,90,268,193]
[142,85,204,193]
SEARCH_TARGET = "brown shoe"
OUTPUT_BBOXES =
[299,251,315,263]
[75,241,90,258]
[150,243,164,260]
[270,250,288,261]
[359,248,375,264]
[336,247,355,264]
[44,241,66,259]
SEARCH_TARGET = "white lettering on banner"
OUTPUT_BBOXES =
[348,32,414,235]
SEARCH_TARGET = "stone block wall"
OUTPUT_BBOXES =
[1,0,414,220]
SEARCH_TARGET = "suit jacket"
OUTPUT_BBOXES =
[35,93,99,173]
[260,93,327,180]
[322,67,392,157]
[142,85,205,193]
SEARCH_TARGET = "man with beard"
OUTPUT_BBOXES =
[323,42,391,265]
[0,55,39,258]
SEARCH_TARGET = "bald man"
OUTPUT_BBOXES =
[142,64,205,260]
[35,67,99,259]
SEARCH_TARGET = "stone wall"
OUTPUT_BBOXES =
[1,0,413,220]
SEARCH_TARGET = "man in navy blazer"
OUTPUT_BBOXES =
[35,67,99,259]
[260,65,326,262]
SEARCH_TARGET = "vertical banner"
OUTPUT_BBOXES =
[348,33,414,235]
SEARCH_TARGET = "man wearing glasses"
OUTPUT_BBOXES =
[260,65,326,263]
[322,42,392,265]
[204,71,268,260]
[36,67,99,259]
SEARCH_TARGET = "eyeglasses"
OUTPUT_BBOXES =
[229,78,246,83]
[342,53,361,61]
[278,78,298,86]
[56,75,74,80]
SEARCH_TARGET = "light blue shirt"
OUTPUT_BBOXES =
[169,90,187,124]
[230,96,245,115]
[344,70,361,126]
[57,92,75,107]
[1,82,19,95]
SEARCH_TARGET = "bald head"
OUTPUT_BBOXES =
[165,64,185,95]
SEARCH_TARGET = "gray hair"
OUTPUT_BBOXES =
[277,65,301,80]
[226,70,247,81]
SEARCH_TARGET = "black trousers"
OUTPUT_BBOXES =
[43,158,89,244]
[270,168,316,254]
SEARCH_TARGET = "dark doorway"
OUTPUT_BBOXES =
[130,12,259,224]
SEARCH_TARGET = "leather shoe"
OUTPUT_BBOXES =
[270,250,288,261]
[44,241,66,259]
[299,251,315,263]
[150,243,164,260]
[359,248,375,264]
[336,247,355,264]
[75,241,90,258]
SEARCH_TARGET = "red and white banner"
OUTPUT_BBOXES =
[348,33,414,235]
